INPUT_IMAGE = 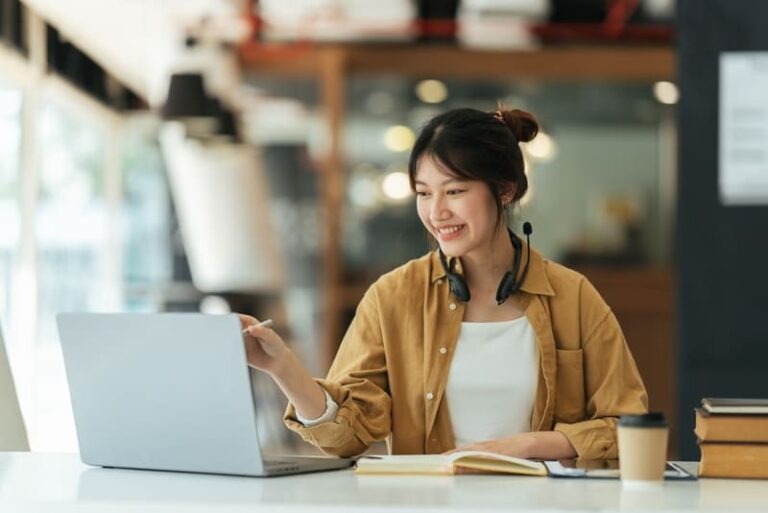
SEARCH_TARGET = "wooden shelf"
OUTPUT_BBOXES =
[239,43,675,80]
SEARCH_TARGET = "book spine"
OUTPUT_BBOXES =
[699,459,768,479]
[695,410,768,443]
[699,443,768,479]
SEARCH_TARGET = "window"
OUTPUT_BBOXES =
[0,86,22,332]
[121,116,173,310]
[33,100,113,451]
[0,76,173,451]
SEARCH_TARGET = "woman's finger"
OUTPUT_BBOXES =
[245,324,274,339]
[244,324,286,357]
[237,314,259,330]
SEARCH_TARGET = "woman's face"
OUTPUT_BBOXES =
[414,156,502,258]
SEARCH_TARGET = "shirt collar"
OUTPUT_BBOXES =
[429,239,555,297]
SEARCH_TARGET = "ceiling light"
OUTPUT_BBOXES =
[200,295,231,314]
[526,132,557,162]
[384,125,415,152]
[381,172,412,201]
[416,80,448,104]
[653,81,679,105]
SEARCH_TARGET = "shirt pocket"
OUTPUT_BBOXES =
[554,348,586,423]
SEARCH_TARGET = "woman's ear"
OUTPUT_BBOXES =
[501,184,517,206]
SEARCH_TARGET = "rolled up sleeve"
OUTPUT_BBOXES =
[284,285,391,458]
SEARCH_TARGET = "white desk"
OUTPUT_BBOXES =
[0,453,766,513]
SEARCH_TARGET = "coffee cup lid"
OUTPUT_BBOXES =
[618,412,668,428]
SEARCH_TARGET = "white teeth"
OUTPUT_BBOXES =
[437,225,464,235]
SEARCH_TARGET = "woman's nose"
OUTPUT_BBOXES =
[430,195,450,220]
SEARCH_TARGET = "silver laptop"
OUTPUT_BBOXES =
[57,313,353,477]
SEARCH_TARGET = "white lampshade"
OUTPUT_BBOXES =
[160,124,284,293]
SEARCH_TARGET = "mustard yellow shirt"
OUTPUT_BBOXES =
[284,243,648,459]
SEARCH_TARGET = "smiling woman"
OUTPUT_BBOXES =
[410,108,536,254]
[240,106,649,460]
[409,108,538,314]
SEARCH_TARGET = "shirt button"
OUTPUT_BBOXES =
[449,303,457,311]
[439,347,447,354]
[426,392,434,400]
[437,279,444,285]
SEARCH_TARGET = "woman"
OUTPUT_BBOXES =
[241,107,648,460]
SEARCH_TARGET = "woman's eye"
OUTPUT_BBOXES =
[415,191,429,197]
[447,189,465,195]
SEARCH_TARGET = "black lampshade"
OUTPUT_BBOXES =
[216,107,240,142]
[205,96,223,118]
[202,97,240,142]
[161,73,209,119]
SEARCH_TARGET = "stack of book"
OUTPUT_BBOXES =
[696,398,768,478]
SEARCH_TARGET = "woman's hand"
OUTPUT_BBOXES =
[444,433,536,459]
[237,314,328,420]
[238,314,292,376]
[444,431,577,461]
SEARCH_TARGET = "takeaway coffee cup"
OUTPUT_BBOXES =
[617,412,669,487]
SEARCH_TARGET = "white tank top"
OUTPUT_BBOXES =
[446,317,539,448]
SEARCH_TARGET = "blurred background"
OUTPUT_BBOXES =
[0,0,765,461]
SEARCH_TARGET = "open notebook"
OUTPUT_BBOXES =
[355,451,547,476]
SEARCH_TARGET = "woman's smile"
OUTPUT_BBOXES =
[435,224,467,241]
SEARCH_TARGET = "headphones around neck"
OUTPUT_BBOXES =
[438,223,532,305]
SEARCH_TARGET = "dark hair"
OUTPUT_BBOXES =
[408,107,538,231]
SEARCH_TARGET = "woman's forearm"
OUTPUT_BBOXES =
[270,351,328,420]
[521,431,578,460]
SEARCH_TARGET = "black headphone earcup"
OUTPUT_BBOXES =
[437,227,530,305]
[495,271,517,305]
[448,274,471,302]
[439,249,471,302]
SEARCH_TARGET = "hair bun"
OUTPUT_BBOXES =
[497,108,539,143]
